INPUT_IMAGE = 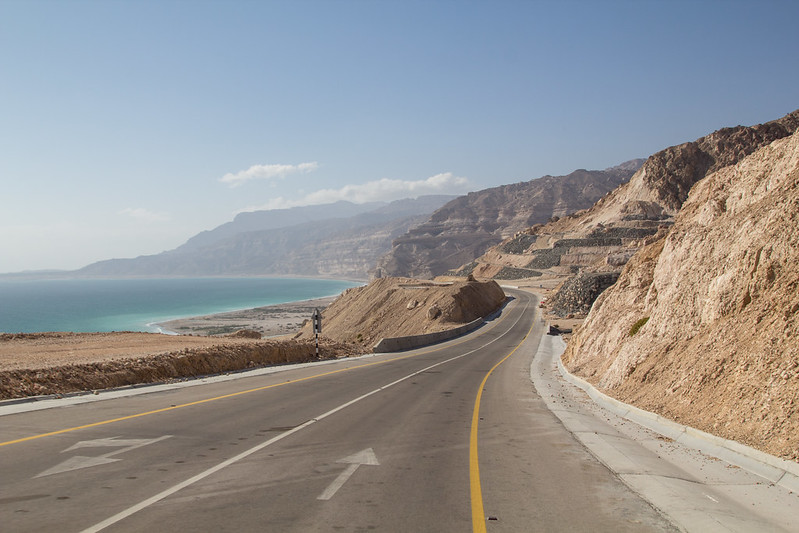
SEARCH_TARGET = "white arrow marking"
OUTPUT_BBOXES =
[317,448,379,501]
[64,437,165,452]
[35,436,172,478]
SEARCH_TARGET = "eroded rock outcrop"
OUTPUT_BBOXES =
[564,130,799,460]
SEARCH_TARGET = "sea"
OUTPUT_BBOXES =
[0,277,361,334]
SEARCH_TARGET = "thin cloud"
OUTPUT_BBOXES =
[119,207,170,222]
[220,162,319,187]
[305,173,470,204]
[238,172,471,212]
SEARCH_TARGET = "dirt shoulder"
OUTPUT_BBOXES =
[0,332,270,372]
[0,332,365,400]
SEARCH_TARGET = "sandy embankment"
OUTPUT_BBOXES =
[0,297,354,400]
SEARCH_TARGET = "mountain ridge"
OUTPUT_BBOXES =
[76,196,455,279]
[374,161,644,279]
[466,109,799,317]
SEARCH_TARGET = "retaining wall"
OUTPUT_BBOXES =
[372,317,484,353]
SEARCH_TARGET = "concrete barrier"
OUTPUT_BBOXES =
[373,317,484,353]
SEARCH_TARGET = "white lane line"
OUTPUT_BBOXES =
[81,297,530,533]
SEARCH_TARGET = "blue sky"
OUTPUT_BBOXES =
[1,0,797,273]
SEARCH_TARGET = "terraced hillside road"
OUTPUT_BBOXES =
[0,289,674,532]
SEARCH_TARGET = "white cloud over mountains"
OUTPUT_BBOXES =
[305,173,470,204]
[119,207,170,222]
[220,162,319,187]
[239,172,472,212]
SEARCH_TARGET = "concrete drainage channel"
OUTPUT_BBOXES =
[532,333,799,531]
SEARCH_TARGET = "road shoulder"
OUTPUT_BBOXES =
[531,332,799,532]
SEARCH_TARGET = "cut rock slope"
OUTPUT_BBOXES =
[563,130,799,461]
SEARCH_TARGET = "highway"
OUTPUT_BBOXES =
[0,289,674,532]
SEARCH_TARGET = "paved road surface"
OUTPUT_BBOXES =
[1,290,674,532]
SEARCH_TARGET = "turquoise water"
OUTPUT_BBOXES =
[0,278,360,334]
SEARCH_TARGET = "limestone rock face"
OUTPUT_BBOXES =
[563,130,799,460]
[374,163,642,279]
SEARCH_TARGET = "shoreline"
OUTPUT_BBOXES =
[154,296,337,337]
[0,277,362,335]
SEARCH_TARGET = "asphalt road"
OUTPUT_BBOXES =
[0,289,675,532]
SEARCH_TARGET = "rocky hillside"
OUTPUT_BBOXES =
[76,196,453,279]
[374,162,643,279]
[468,110,799,317]
[563,130,799,461]
[296,277,506,349]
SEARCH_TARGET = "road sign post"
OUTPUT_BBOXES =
[312,308,322,358]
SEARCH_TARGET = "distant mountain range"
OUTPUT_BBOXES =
[374,161,644,279]
[75,196,455,279]
[74,159,646,280]
[72,159,651,280]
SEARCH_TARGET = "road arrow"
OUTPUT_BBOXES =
[317,448,379,501]
[35,435,172,478]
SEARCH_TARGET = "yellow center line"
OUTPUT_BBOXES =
[0,305,516,448]
[470,315,535,533]
[0,351,420,448]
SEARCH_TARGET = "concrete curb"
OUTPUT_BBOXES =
[548,335,799,493]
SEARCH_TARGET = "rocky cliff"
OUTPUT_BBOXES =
[469,110,799,317]
[373,162,643,279]
[563,130,799,460]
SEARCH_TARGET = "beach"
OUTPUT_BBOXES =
[155,296,335,337]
